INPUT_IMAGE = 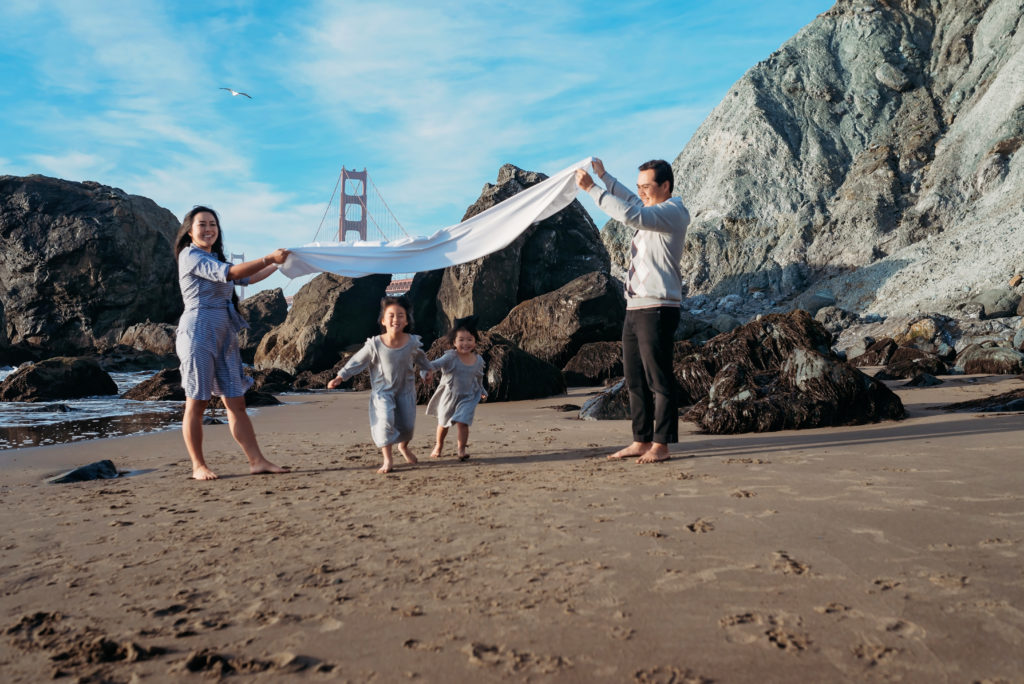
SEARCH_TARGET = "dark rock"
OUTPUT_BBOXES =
[905,373,943,387]
[814,306,858,334]
[684,349,905,434]
[849,338,898,367]
[673,309,833,405]
[795,290,836,316]
[0,357,118,402]
[562,341,623,386]
[675,312,717,343]
[122,368,184,401]
[436,164,610,330]
[489,272,624,368]
[959,347,1024,375]
[254,273,390,374]
[579,379,631,420]
[293,367,340,391]
[49,459,119,483]
[406,269,445,348]
[938,388,1024,412]
[874,352,948,380]
[238,288,288,364]
[0,175,181,355]
[547,404,581,412]
[247,367,296,394]
[417,331,564,403]
[891,314,956,356]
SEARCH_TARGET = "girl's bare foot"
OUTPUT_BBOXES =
[429,447,443,459]
[378,454,394,473]
[192,465,218,480]
[250,458,291,475]
[608,441,651,460]
[397,444,418,464]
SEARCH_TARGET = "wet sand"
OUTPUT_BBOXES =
[2,376,1024,682]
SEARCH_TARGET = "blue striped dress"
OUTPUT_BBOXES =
[176,245,251,400]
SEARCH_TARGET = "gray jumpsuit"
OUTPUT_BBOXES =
[426,350,486,427]
[176,245,251,400]
[338,335,431,447]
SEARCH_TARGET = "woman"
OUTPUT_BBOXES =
[173,205,290,480]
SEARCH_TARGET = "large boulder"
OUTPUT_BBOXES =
[603,0,1024,318]
[0,357,118,402]
[254,273,390,374]
[406,269,445,348]
[417,331,565,403]
[684,349,905,434]
[238,288,288,364]
[969,288,1020,319]
[849,338,899,367]
[489,271,624,368]
[436,164,610,330]
[0,175,181,356]
[579,379,631,421]
[959,346,1024,375]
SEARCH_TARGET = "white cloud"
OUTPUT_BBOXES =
[25,152,112,182]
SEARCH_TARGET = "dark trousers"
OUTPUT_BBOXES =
[622,307,680,444]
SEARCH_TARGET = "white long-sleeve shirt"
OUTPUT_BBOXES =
[586,171,689,309]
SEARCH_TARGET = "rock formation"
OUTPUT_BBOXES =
[489,271,624,368]
[0,175,182,360]
[0,357,118,402]
[238,288,288,363]
[603,0,1023,318]
[254,273,390,374]
[436,164,610,330]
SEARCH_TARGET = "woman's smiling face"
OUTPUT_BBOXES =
[189,211,220,252]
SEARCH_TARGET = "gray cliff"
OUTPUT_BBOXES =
[608,0,1023,317]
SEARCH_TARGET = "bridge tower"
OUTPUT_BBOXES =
[339,167,368,242]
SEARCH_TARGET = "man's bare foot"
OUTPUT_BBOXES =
[457,448,469,461]
[608,441,651,460]
[250,458,290,475]
[192,465,218,480]
[429,447,443,459]
[637,445,670,464]
[397,445,418,464]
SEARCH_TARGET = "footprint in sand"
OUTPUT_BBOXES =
[633,666,712,683]
[686,518,714,533]
[852,643,899,666]
[719,611,811,652]
[771,551,810,575]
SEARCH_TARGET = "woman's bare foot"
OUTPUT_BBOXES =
[250,458,291,475]
[637,444,670,463]
[608,441,651,460]
[378,454,394,473]
[192,465,218,480]
[429,447,443,459]
[397,444,418,465]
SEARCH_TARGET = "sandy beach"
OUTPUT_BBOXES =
[2,376,1024,683]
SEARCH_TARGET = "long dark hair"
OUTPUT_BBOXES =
[174,206,228,262]
[174,205,239,310]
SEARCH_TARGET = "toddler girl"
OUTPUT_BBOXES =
[426,315,487,461]
[328,296,432,473]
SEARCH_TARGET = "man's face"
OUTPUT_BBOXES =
[636,169,671,207]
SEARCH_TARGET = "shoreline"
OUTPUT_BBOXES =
[3,379,1024,681]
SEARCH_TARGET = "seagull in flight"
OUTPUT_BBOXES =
[220,87,252,99]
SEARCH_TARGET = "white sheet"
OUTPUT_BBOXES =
[280,158,591,279]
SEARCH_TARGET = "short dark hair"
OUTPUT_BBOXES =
[446,315,480,345]
[638,159,673,193]
[379,295,414,332]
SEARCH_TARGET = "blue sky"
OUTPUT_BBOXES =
[0,0,832,298]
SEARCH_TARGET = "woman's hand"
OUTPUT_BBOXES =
[265,248,290,265]
[575,168,595,191]
[591,158,605,177]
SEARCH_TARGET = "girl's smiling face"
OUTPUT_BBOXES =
[453,330,477,354]
[381,304,408,335]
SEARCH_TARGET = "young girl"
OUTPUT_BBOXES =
[426,316,487,461]
[327,296,432,473]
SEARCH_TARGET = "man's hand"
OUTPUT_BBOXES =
[591,158,605,177]
[575,168,595,191]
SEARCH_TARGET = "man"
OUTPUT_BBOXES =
[576,158,689,463]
